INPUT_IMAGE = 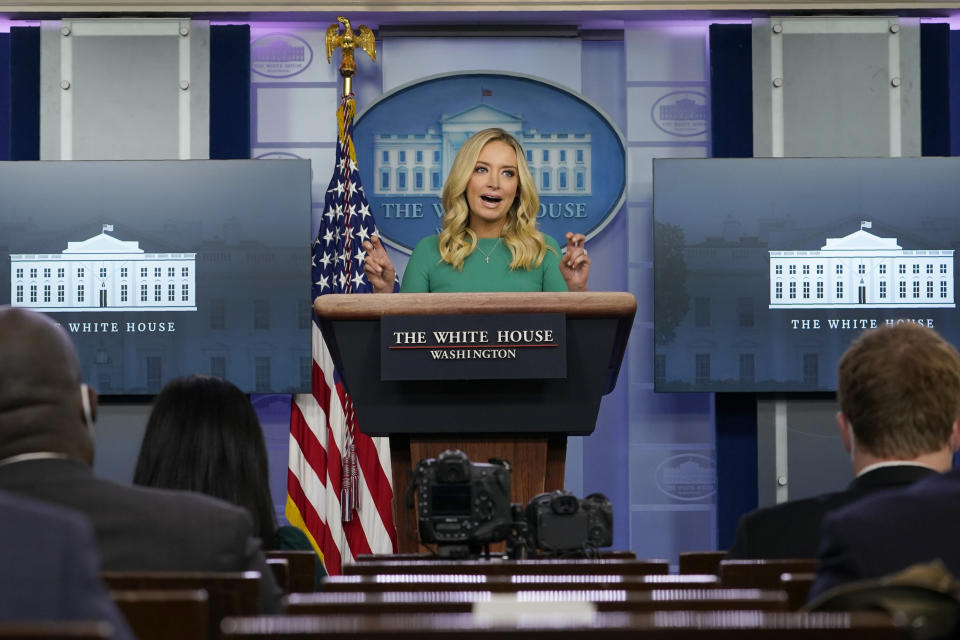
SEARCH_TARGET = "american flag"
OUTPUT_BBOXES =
[286,93,398,575]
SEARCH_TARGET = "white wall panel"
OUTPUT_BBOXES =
[252,146,336,205]
[625,25,708,83]
[628,145,707,205]
[255,86,338,144]
[249,24,343,84]
[627,86,709,143]
[382,38,581,93]
[625,21,716,563]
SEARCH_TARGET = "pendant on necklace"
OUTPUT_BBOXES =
[478,237,502,264]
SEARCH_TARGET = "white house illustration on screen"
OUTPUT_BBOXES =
[769,221,955,309]
[10,225,197,312]
[373,104,592,197]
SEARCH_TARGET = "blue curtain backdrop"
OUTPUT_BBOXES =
[10,26,39,160]
[708,24,757,550]
[210,24,251,159]
[0,33,9,161]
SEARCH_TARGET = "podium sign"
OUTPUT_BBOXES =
[314,292,634,436]
[381,313,566,381]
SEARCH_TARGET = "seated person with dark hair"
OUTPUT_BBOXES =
[0,490,133,639]
[727,323,959,559]
[0,306,282,613]
[134,375,325,590]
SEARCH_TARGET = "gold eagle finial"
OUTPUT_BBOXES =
[325,16,376,79]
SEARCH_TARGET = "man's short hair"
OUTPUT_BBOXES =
[838,322,960,458]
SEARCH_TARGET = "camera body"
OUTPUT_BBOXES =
[414,449,513,545]
[524,490,614,554]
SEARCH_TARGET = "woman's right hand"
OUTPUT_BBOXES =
[362,235,397,293]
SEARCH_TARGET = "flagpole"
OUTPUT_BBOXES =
[289,16,395,574]
[325,15,377,526]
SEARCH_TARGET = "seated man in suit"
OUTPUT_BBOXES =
[810,467,960,598]
[811,325,960,597]
[727,323,960,559]
[0,306,282,613]
[0,489,133,639]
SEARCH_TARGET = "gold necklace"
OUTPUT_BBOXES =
[476,238,502,264]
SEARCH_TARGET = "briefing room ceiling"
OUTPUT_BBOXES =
[3,0,960,22]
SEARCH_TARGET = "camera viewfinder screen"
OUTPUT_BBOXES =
[431,485,472,516]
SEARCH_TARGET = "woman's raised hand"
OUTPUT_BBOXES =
[559,231,590,292]
[362,235,397,293]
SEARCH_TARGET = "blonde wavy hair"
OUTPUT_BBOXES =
[437,128,553,271]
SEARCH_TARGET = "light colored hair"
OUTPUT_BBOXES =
[438,128,553,271]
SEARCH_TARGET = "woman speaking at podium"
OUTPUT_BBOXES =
[362,128,590,293]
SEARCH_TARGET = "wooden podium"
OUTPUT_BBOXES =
[314,291,636,553]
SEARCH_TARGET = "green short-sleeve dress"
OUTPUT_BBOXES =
[399,235,568,293]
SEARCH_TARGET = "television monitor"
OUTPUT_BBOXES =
[0,159,312,395]
[653,157,959,392]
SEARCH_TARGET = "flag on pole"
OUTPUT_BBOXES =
[286,93,398,575]
[860,220,872,229]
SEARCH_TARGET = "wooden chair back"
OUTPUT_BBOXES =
[285,588,789,615]
[718,559,818,589]
[780,572,817,610]
[221,611,904,639]
[265,551,317,593]
[110,589,208,640]
[343,558,668,576]
[266,559,290,594]
[678,551,727,575]
[321,573,720,594]
[101,571,260,639]
[354,550,637,562]
[0,622,112,639]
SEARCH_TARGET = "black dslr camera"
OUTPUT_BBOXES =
[524,490,614,555]
[414,450,513,554]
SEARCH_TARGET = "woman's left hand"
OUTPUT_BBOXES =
[559,232,590,292]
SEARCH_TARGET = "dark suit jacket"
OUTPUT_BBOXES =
[810,467,960,599]
[726,464,935,559]
[0,458,282,613]
[0,489,134,639]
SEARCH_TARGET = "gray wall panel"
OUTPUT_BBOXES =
[752,17,923,510]
[40,18,209,160]
[752,17,920,160]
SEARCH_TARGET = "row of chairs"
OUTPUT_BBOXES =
[0,554,832,640]
[0,550,318,640]
[340,556,817,600]
[0,612,905,640]
[218,611,905,639]
[221,554,892,638]
[284,588,792,613]
[342,558,671,576]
